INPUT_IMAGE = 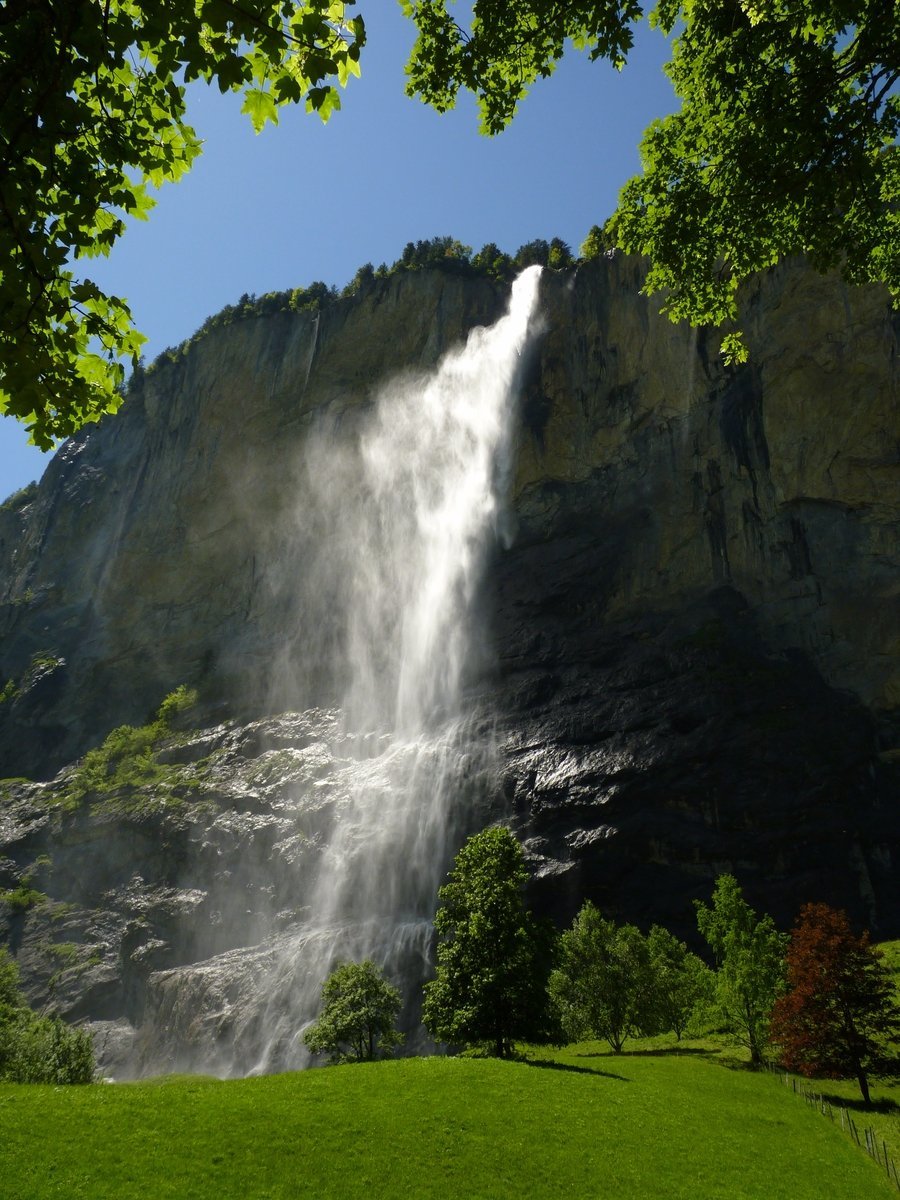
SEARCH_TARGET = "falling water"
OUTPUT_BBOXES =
[146,268,543,1075]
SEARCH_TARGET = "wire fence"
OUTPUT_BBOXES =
[765,1063,900,1191]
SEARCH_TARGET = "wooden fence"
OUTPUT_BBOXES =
[766,1064,900,1191]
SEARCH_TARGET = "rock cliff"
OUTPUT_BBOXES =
[1,255,897,1075]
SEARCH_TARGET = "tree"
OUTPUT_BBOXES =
[422,826,556,1057]
[695,874,786,1066]
[404,1,900,361]
[302,959,404,1064]
[1,1,365,448]
[769,903,900,1105]
[549,903,656,1051]
[646,924,715,1041]
[0,949,95,1083]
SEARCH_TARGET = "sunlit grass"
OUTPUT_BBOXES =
[2,1049,896,1199]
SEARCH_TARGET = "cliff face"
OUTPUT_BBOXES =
[0,271,507,773]
[0,256,897,1074]
[491,258,899,933]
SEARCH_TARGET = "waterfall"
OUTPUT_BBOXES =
[147,268,543,1076]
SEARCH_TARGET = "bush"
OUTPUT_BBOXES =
[60,685,200,808]
[0,949,94,1084]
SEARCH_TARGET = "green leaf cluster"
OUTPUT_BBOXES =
[406,1,900,358]
[303,959,404,1064]
[695,873,787,1065]
[422,826,557,1058]
[1,1,365,447]
[59,685,201,811]
[611,0,900,361]
[0,948,94,1084]
[549,903,715,1051]
[403,0,643,135]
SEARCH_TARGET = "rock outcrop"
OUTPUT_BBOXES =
[1,255,897,1075]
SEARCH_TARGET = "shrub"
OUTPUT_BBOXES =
[60,685,200,808]
[0,949,94,1084]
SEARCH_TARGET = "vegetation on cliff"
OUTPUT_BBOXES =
[138,234,576,378]
[0,948,94,1084]
[57,685,204,813]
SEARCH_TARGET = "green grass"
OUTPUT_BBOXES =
[2,1051,896,1199]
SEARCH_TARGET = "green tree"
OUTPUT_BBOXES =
[646,924,715,1040]
[579,223,613,260]
[549,903,656,1051]
[769,903,900,1105]
[404,1,900,361]
[422,826,556,1058]
[513,239,552,269]
[471,242,513,280]
[1,1,365,448]
[547,237,575,270]
[695,874,787,1066]
[0,949,95,1083]
[302,959,404,1064]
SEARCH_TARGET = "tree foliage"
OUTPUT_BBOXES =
[695,874,787,1065]
[769,903,900,1105]
[0,949,95,1084]
[405,1,900,361]
[646,924,716,1041]
[549,903,656,1051]
[550,908,715,1050]
[422,826,556,1057]
[402,0,643,136]
[302,959,404,1064]
[1,0,365,448]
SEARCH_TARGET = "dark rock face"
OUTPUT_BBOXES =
[0,256,898,1074]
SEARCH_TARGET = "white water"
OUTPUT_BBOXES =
[189,268,542,1074]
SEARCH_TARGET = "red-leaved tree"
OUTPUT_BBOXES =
[769,903,900,1105]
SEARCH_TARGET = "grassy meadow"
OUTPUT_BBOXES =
[3,1042,899,1199]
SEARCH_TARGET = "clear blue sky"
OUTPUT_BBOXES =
[0,9,677,499]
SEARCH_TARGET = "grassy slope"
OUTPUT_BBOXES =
[3,1053,897,1200]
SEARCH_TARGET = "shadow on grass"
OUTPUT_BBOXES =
[577,1047,715,1060]
[818,1092,899,1115]
[525,1058,629,1081]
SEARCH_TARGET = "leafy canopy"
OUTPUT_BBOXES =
[769,903,900,1105]
[405,1,900,361]
[646,923,715,1040]
[302,959,404,1064]
[550,907,715,1050]
[422,826,556,1058]
[695,873,787,1065]
[549,903,657,1052]
[1,1,365,448]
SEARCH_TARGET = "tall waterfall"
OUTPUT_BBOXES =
[148,268,543,1075]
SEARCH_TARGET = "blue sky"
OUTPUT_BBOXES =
[0,8,677,499]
